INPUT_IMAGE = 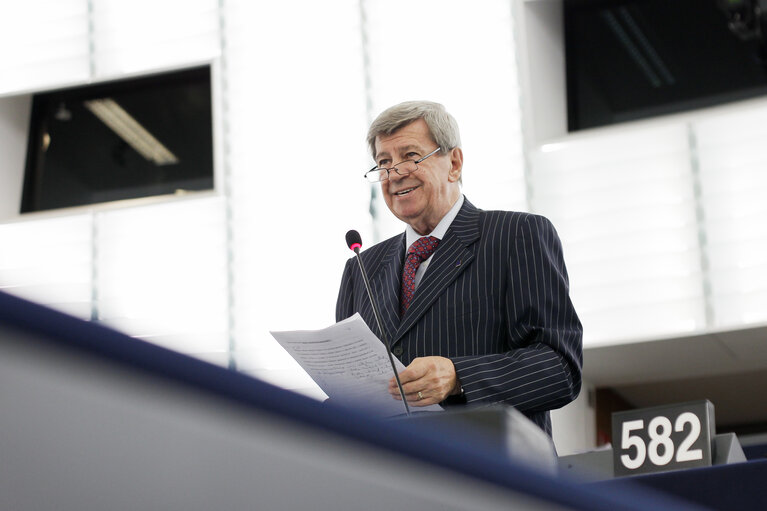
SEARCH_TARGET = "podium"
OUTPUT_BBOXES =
[399,405,559,475]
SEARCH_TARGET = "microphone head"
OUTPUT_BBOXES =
[345,230,362,252]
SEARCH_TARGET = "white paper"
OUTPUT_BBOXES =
[270,313,442,417]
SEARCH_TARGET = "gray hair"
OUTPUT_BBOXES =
[367,101,461,160]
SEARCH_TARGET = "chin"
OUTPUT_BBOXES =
[394,208,422,226]
[386,199,410,215]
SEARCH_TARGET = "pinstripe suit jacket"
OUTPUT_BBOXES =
[336,198,582,435]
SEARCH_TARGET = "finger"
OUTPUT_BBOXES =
[410,391,439,406]
[391,392,427,403]
[390,378,426,395]
[392,390,440,406]
[391,387,425,402]
[389,381,412,394]
[389,387,407,398]
[389,375,413,389]
[391,389,422,401]
[393,373,413,386]
[389,382,417,396]
[397,363,428,384]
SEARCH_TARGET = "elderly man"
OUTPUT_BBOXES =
[336,101,582,435]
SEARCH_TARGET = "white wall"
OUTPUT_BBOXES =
[551,382,596,455]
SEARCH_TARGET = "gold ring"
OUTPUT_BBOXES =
[417,391,424,400]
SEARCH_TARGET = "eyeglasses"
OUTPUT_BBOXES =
[364,147,441,183]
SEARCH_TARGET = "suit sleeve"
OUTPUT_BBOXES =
[335,257,356,322]
[450,214,583,413]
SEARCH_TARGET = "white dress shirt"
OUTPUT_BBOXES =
[404,194,465,290]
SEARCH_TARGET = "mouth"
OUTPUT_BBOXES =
[392,185,420,197]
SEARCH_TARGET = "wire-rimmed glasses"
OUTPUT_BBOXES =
[364,147,441,183]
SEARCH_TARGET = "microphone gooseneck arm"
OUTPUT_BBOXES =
[347,232,410,416]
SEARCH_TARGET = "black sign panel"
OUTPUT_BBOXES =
[612,400,715,476]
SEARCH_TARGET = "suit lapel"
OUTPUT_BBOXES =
[369,233,405,343]
[394,199,482,344]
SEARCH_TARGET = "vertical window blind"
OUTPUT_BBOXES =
[0,0,90,94]
[693,105,767,328]
[530,125,706,344]
[90,0,220,77]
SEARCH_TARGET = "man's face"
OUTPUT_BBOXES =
[374,119,462,235]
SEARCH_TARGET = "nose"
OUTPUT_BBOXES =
[388,167,407,182]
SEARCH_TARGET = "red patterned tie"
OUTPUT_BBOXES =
[400,236,440,316]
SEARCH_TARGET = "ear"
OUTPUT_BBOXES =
[447,147,463,183]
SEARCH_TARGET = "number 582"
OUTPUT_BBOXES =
[620,412,703,469]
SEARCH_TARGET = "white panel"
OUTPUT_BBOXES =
[0,0,90,94]
[364,0,528,241]
[694,105,767,327]
[0,214,93,319]
[222,0,369,386]
[96,197,228,359]
[531,125,706,345]
[551,382,596,455]
[91,0,219,76]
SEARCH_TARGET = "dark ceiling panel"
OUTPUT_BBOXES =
[566,0,767,131]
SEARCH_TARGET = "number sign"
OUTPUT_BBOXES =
[612,400,715,476]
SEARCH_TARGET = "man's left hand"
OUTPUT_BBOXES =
[388,356,461,406]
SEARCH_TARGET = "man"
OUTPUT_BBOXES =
[336,101,582,435]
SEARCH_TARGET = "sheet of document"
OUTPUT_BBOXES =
[270,313,442,417]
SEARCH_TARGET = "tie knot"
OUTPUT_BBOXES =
[408,236,440,261]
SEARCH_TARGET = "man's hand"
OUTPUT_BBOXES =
[388,356,461,406]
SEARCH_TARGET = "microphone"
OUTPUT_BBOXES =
[345,230,410,416]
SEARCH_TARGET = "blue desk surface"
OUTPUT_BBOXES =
[0,290,708,511]
[592,458,767,511]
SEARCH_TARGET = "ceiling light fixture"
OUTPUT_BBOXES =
[84,98,179,166]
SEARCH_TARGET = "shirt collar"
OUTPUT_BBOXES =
[405,194,464,249]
